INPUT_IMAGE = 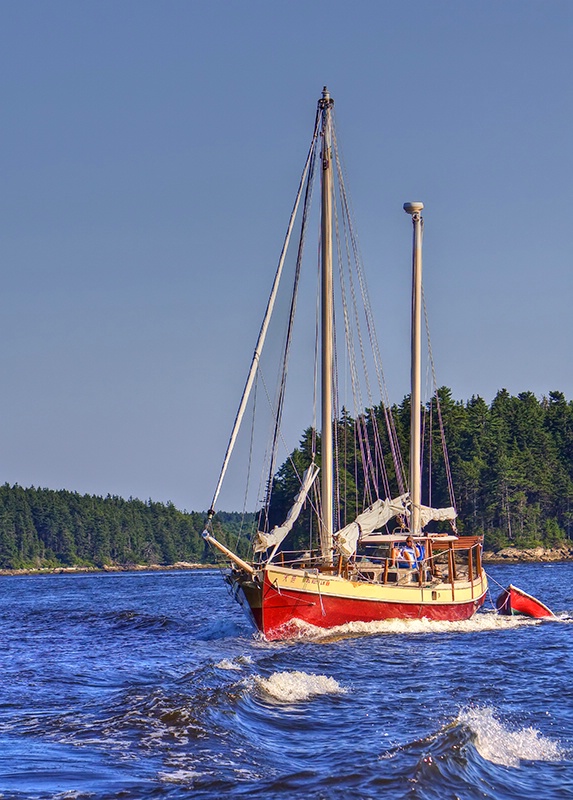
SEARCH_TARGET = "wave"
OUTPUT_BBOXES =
[24,606,182,633]
[3,665,252,755]
[374,705,568,800]
[107,609,181,632]
[381,705,566,769]
[456,706,566,768]
[215,655,253,671]
[253,670,346,703]
[195,619,249,640]
[158,768,205,783]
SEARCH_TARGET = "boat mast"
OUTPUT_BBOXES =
[319,86,334,562]
[404,202,424,534]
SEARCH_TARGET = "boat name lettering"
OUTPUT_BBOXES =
[301,577,330,586]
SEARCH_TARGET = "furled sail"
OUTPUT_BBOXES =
[335,495,457,557]
[254,463,320,553]
[335,494,410,557]
[419,504,457,527]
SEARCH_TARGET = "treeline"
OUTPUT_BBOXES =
[2,388,572,568]
[404,388,573,549]
[269,388,573,551]
[0,484,253,570]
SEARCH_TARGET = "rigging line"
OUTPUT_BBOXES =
[333,336,341,530]
[333,129,398,498]
[337,223,381,503]
[342,410,349,528]
[483,569,506,592]
[312,257,320,461]
[330,174,355,534]
[313,569,327,616]
[338,164,372,412]
[332,126,381,403]
[422,287,457,511]
[419,359,432,504]
[371,410,392,499]
[354,418,360,516]
[263,134,319,512]
[332,161,379,505]
[256,362,323,532]
[429,393,433,508]
[332,127,405,494]
[358,414,376,507]
[332,132,366,415]
[332,189,359,527]
[237,376,258,546]
[209,110,321,516]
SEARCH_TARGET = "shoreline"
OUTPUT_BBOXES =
[1,545,573,576]
[0,562,221,577]
[483,545,573,564]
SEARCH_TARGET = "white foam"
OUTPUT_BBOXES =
[215,655,253,670]
[158,769,204,783]
[285,612,536,641]
[52,793,84,799]
[458,706,565,768]
[254,670,346,702]
[215,658,242,671]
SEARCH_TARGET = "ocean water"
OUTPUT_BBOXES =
[0,563,571,799]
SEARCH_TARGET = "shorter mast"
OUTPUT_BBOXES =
[404,202,424,534]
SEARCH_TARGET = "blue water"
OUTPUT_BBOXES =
[0,563,571,799]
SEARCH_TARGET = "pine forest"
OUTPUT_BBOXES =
[1,388,572,570]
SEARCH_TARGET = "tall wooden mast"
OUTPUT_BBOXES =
[404,201,424,534]
[319,86,334,561]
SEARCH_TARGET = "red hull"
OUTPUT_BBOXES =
[248,572,486,640]
[496,584,554,618]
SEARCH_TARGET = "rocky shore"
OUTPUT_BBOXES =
[483,545,573,563]
[0,562,219,577]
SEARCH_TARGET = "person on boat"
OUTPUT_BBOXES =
[389,542,400,566]
[400,536,421,568]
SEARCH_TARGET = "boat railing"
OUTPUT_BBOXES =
[264,537,484,587]
[347,552,435,586]
[430,536,484,583]
[267,549,327,570]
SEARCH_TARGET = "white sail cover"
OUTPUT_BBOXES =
[335,494,409,557]
[419,504,457,527]
[254,463,320,553]
[335,494,457,557]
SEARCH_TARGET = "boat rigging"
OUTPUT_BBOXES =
[203,88,488,639]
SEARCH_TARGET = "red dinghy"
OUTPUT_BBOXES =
[496,584,554,618]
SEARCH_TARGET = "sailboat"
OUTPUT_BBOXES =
[203,88,488,640]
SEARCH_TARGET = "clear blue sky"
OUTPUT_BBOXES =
[1,1,572,512]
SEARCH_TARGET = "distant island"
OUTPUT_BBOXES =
[0,388,572,571]
[0,484,252,571]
